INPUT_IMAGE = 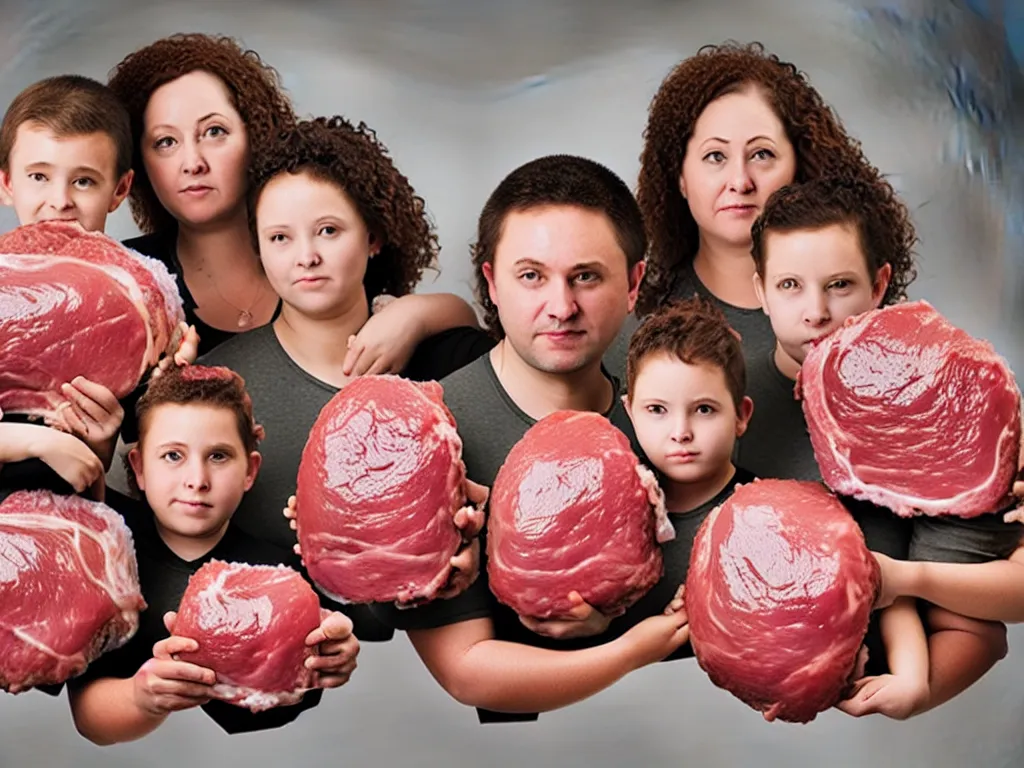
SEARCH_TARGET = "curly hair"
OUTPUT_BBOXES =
[471,154,646,338]
[636,41,913,314]
[247,116,439,301]
[750,176,918,306]
[626,296,746,409]
[107,33,296,235]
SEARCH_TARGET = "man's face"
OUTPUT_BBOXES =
[483,205,644,375]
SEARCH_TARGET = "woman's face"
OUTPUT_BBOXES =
[680,85,797,251]
[142,70,249,229]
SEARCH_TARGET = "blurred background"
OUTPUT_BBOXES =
[1,1,1021,766]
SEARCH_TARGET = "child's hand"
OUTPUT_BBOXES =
[621,599,690,668]
[151,323,200,381]
[283,495,302,557]
[35,428,105,497]
[132,629,217,717]
[342,304,418,377]
[836,674,929,720]
[431,479,489,601]
[58,377,124,448]
[304,610,360,690]
[520,592,624,639]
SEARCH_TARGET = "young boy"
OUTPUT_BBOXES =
[67,365,359,743]
[743,175,1013,719]
[0,74,137,479]
[620,296,755,629]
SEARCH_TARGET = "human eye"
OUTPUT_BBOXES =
[574,271,599,284]
[752,148,776,161]
[519,270,540,283]
[696,404,716,415]
[209,451,229,462]
[318,225,338,237]
[645,404,666,415]
[204,125,228,138]
[27,172,46,182]
[828,279,852,291]
[160,450,182,463]
[703,150,725,163]
[73,177,96,189]
[267,233,288,244]
[152,136,175,150]
[777,278,799,291]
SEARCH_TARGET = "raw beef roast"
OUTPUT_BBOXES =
[685,479,879,724]
[0,220,184,427]
[0,490,145,693]
[487,410,673,620]
[295,375,474,605]
[173,560,321,712]
[799,300,1021,518]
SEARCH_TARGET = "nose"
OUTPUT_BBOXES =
[670,414,693,444]
[295,236,323,269]
[47,185,73,212]
[544,279,578,323]
[181,138,209,176]
[727,157,755,194]
[803,292,831,327]
[183,457,211,491]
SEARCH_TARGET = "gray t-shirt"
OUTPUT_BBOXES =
[604,265,776,385]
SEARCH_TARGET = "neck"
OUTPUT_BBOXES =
[773,342,802,381]
[175,208,259,275]
[692,239,760,308]
[156,518,229,562]
[273,295,370,387]
[488,340,613,421]
[662,460,737,514]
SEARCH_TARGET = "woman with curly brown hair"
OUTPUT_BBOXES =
[107,33,479,442]
[605,41,916,376]
[198,115,492,579]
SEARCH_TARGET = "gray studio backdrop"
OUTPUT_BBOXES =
[1,2,1021,767]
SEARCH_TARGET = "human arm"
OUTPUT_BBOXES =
[56,377,124,471]
[343,293,480,376]
[0,422,104,497]
[837,597,930,720]
[68,626,216,746]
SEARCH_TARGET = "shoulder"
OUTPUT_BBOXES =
[198,325,276,369]
[403,327,496,383]
[122,232,173,263]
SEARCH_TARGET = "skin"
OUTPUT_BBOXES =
[681,86,797,308]
[625,354,753,512]
[0,122,132,232]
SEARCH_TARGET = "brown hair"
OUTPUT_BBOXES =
[750,176,917,305]
[0,75,132,175]
[636,41,910,314]
[126,365,262,494]
[626,296,746,410]
[472,154,646,337]
[107,33,296,235]
[247,115,439,301]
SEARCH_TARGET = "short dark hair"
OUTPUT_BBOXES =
[0,75,132,176]
[471,154,647,338]
[247,115,439,302]
[107,33,296,235]
[626,297,746,410]
[750,176,918,306]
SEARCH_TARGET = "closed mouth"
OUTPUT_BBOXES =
[174,499,212,508]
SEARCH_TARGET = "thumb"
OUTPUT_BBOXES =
[342,335,360,375]
[163,611,178,635]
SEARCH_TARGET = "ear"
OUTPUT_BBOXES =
[752,271,769,315]
[626,260,647,313]
[678,167,687,200]
[127,446,146,492]
[621,393,634,421]
[735,395,754,437]
[481,261,498,307]
[872,263,892,308]
[0,170,14,207]
[108,169,134,213]
[367,231,380,259]
[243,451,262,491]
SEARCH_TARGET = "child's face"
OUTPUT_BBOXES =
[0,122,131,232]
[129,403,260,542]
[626,354,753,488]
[256,170,375,319]
[142,70,249,229]
[754,223,892,368]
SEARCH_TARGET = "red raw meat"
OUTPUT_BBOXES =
[798,300,1021,518]
[685,479,879,724]
[487,410,673,620]
[295,375,473,605]
[172,560,322,712]
[0,490,145,693]
[0,221,184,426]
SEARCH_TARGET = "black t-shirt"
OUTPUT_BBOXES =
[67,490,324,735]
[118,232,284,443]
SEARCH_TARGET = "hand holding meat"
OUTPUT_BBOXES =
[836,673,930,721]
[133,630,216,717]
[303,610,360,689]
[149,323,201,381]
[620,597,690,667]
[58,377,124,465]
[520,591,623,639]
[30,425,105,495]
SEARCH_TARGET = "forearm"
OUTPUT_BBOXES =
[919,606,1007,714]
[880,597,929,684]
[895,551,1024,622]
[400,293,480,337]
[409,631,639,713]
[91,435,118,473]
[69,678,167,745]
[0,423,47,463]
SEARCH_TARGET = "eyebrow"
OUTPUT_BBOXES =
[25,161,105,175]
[148,112,228,134]
[701,134,775,147]
[512,258,606,271]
